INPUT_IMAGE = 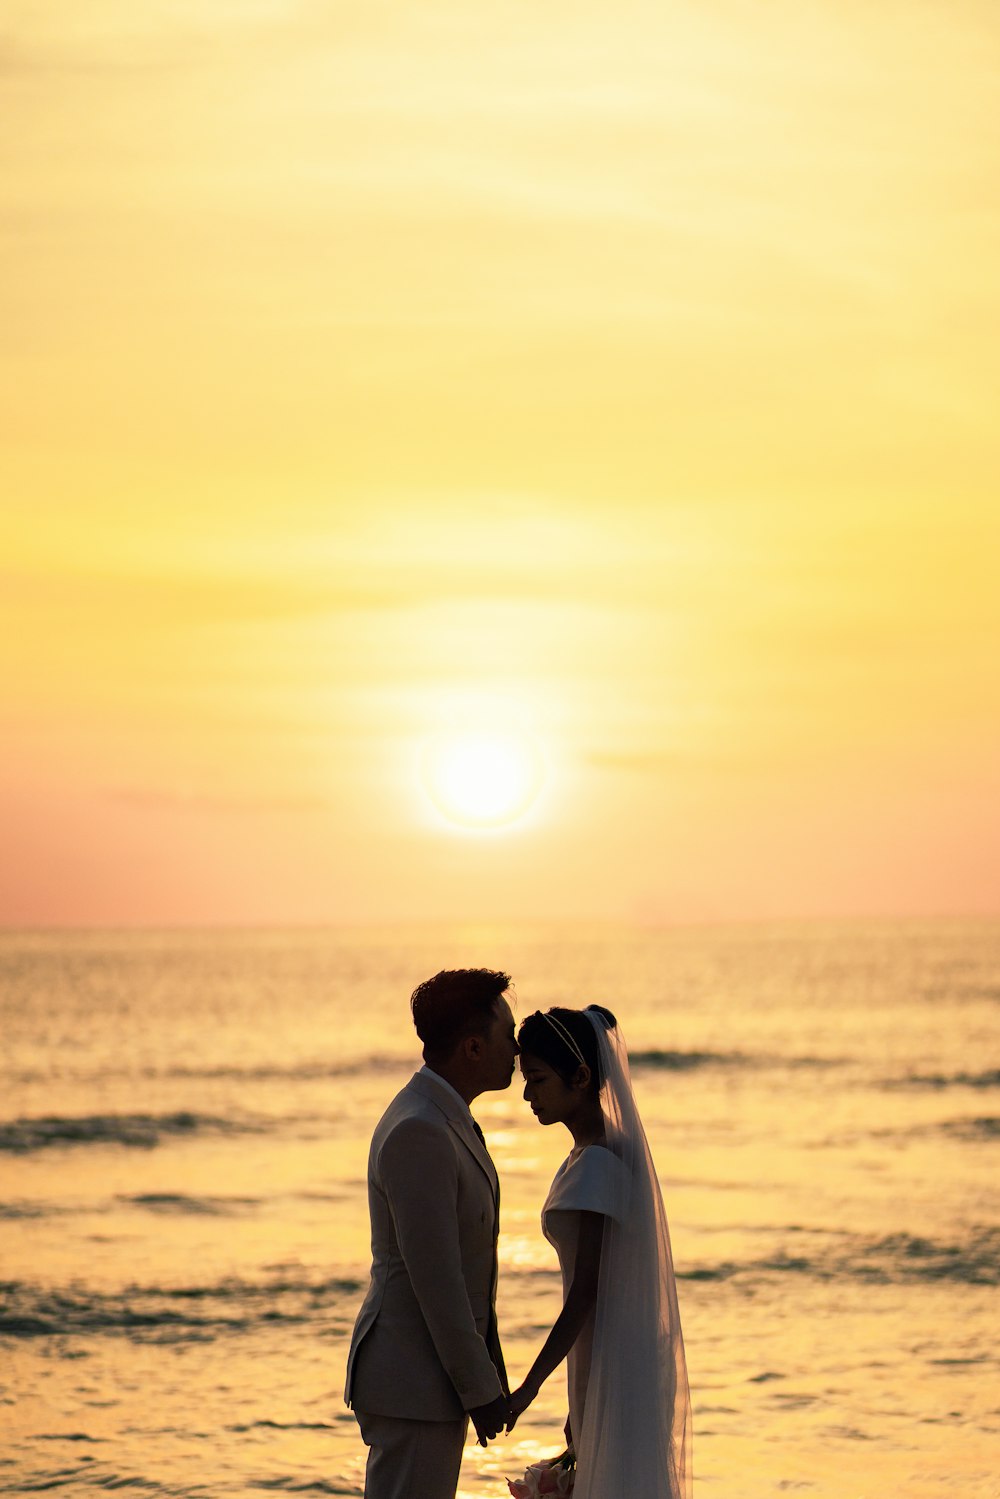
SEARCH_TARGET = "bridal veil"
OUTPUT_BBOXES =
[574,1008,692,1499]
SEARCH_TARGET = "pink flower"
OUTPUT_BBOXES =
[505,1459,575,1498]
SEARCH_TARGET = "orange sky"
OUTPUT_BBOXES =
[2,1,998,926]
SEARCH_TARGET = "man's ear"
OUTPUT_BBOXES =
[463,1032,484,1061]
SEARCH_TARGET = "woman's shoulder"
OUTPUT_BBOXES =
[571,1142,630,1183]
[544,1142,630,1219]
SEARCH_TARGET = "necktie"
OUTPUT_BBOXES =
[472,1119,498,1209]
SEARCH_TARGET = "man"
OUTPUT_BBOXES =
[345,967,518,1499]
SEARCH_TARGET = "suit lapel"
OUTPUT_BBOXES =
[447,1115,499,1204]
[409,1071,499,1204]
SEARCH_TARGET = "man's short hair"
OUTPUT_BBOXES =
[410,968,512,1062]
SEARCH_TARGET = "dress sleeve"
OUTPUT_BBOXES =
[545,1145,630,1222]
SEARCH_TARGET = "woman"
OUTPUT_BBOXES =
[507,1005,691,1498]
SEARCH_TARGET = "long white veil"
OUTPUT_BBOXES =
[574,1008,692,1499]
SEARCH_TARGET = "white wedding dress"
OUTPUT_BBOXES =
[540,1012,692,1499]
[542,1144,630,1448]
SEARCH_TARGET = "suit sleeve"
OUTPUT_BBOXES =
[379,1115,503,1411]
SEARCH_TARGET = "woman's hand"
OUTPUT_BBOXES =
[506,1382,539,1432]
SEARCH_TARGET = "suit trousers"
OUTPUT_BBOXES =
[354,1408,469,1499]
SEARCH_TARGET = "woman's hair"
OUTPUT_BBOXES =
[410,967,511,1062]
[516,1004,617,1087]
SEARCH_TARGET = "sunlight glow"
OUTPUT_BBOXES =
[420,730,545,830]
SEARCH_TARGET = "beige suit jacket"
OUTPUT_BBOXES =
[344,1070,507,1422]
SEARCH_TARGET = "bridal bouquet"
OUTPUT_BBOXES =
[506,1449,576,1498]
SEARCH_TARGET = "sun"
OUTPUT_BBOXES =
[420,729,546,830]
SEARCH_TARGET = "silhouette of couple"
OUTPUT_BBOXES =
[345,968,691,1499]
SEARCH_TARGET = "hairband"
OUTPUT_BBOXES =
[543,1012,588,1069]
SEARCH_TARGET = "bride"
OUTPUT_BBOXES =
[506,1005,692,1498]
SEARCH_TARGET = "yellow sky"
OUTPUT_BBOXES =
[2,0,998,925]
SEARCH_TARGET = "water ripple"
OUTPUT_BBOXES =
[0,1112,266,1155]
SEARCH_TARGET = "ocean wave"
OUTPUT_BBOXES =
[4,1056,409,1089]
[0,1467,165,1495]
[630,1049,747,1071]
[844,1229,1000,1285]
[0,1111,267,1154]
[0,1188,344,1222]
[6,1224,996,1347]
[149,1055,407,1084]
[5,1051,858,1092]
[251,1482,357,1494]
[887,1069,1000,1091]
[958,985,1000,1002]
[227,1420,338,1433]
[0,1200,64,1219]
[934,1116,1000,1142]
[0,1273,365,1341]
[630,1049,842,1073]
[36,1432,106,1443]
[675,1226,1000,1287]
[877,1115,1000,1144]
[250,1481,358,1495]
[115,1192,262,1215]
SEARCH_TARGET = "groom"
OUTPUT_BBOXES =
[345,968,518,1499]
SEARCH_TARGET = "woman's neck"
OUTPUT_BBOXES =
[567,1100,605,1151]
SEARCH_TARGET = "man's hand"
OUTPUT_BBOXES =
[468,1392,510,1447]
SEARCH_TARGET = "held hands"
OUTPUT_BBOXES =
[505,1381,539,1433]
[468,1378,541,1443]
[469,1392,511,1447]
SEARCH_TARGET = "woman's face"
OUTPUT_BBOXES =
[519,1050,578,1126]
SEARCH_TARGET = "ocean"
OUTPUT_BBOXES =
[1,920,998,1497]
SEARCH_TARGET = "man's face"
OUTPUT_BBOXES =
[481,995,519,1091]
